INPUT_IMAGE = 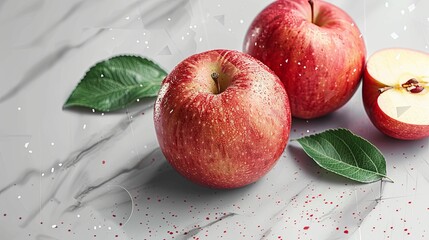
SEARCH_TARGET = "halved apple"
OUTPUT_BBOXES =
[363,48,429,140]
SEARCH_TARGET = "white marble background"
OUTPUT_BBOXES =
[0,0,428,239]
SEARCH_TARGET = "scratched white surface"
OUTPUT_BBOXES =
[0,0,429,239]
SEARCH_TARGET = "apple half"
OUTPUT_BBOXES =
[363,48,429,140]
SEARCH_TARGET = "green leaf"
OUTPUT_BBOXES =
[63,55,167,112]
[296,128,390,183]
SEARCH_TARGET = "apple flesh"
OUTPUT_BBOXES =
[244,0,366,119]
[154,49,291,188]
[363,48,429,140]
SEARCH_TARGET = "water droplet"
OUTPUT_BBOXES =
[297,62,301,65]
[395,54,401,60]
[100,74,104,77]
[199,37,203,42]
[92,109,95,112]
[125,16,130,20]
[167,18,171,21]
[285,59,289,63]
[17,107,21,111]
[51,142,55,146]
[390,32,399,39]
[94,226,97,230]
[403,25,407,31]
[136,40,140,43]
[108,227,112,230]
[240,19,244,24]
[41,173,45,176]
[77,214,80,218]
[136,99,140,102]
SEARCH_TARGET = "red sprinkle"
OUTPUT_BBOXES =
[344,230,349,234]
[303,226,310,230]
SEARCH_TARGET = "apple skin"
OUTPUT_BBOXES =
[362,50,429,140]
[243,0,366,119]
[154,49,291,189]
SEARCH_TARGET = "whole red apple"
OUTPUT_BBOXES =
[363,48,429,140]
[244,0,366,119]
[154,49,291,189]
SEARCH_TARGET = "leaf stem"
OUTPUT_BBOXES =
[382,176,394,183]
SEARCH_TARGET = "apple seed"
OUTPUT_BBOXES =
[402,78,424,94]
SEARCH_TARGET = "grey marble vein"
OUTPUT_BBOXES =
[179,212,238,240]
[10,0,44,20]
[66,147,160,212]
[22,1,86,47]
[1,103,154,229]
[35,234,60,240]
[260,183,312,239]
[0,29,105,103]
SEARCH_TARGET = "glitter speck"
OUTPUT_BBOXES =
[385,2,389,7]
[17,196,21,199]
[408,4,415,12]
[51,168,55,173]
[83,124,86,129]
[17,107,21,111]
[240,19,244,24]
[390,32,399,39]
[51,225,57,229]
[24,142,29,148]
[77,214,80,218]
[51,142,55,146]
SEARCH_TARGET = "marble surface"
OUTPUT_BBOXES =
[1,0,429,239]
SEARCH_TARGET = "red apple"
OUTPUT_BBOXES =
[153,49,291,188]
[244,0,366,119]
[363,48,429,140]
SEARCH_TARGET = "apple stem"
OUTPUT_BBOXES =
[308,0,314,23]
[211,72,221,94]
